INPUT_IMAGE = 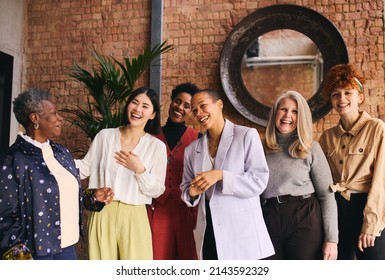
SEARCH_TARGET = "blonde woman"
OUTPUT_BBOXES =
[261,90,338,260]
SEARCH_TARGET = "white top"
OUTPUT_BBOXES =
[21,133,79,247]
[42,146,79,248]
[19,132,50,148]
[75,127,167,205]
[203,146,215,200]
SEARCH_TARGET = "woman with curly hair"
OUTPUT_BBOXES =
[319,63,385,259]
[148,82,200,260]
[0,88,113,260]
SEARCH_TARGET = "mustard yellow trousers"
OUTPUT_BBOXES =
[87,201,153,260]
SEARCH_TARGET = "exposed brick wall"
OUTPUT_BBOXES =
[24,0,152,154]
[23,0,385,142]
[312,0,385,139]
[22,0,385,259]
[23,0,153,259]
[242,64,316,107]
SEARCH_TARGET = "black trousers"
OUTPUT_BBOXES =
[336,193,385,260]
[202,199,218,260]
[262,196,323,260]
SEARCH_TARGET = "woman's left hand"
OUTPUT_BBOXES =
[95,187,114,204]
[115,150,145,174]
[322,241,338,260]
[358,232,376,252]
[190,170,223,193]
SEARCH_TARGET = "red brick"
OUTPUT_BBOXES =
[22,0,385,256]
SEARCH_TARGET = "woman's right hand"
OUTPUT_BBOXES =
[114,150,146,174]
[188,183,202,199]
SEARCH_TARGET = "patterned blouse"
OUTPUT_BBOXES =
[0,135,104,260]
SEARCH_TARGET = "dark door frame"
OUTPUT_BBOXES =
[0,51,13,155]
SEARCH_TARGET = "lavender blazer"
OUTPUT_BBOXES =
[181,119,274,260]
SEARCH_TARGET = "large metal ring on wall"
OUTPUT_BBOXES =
[220,4,349,126]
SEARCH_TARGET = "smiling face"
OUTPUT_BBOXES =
[168,92,193,123]
[330,87,363,117]
[275,97,298,134]
[191,92,223,130]
[126,93,156,129]
[32,100,63,142]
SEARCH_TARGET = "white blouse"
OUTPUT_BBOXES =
[75,127,167,205]
[20,133,79,247]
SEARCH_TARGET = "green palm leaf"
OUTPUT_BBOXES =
[62,41,173,156]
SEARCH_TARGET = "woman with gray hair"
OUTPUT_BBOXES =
[0,87,113,260]
[261,90,338,260]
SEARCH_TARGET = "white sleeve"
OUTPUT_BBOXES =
[75,131,103,179]
[135,140,167,198]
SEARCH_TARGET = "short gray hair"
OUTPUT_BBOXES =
[13,87,51,129]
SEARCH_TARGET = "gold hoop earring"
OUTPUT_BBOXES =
[34,123,39,129]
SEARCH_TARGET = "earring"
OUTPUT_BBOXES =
[34,123,39,129]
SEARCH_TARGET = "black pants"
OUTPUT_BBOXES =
[262,196,323,260]
[202,199,218,260]
[336,193,385,260]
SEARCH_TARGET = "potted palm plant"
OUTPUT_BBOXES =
[62,41,173,156]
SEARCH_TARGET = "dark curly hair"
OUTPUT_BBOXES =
[171,82,200,101]
[322,63,365,103]
[13,87,51,129]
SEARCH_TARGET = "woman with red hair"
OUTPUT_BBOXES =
[320,63,385,259]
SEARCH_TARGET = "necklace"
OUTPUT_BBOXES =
[167,141,182,164]
[209,155,215,166]
[208,145,218,158]
[208,139,219,157]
